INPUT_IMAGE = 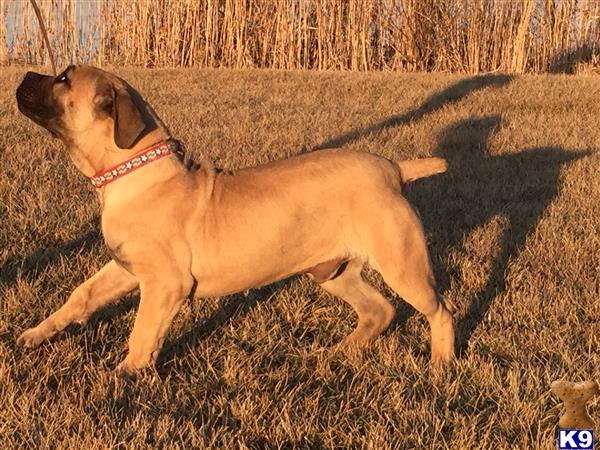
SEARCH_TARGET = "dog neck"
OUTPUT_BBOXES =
[66,120,170,174]
[89,139,185,188]
[66,127,189,200]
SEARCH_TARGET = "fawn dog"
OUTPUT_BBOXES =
[16,66,455,375]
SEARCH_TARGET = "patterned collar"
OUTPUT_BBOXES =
[90,139,185,188]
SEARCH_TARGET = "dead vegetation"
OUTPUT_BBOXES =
[0,67,599,448]
[3,0,600,73]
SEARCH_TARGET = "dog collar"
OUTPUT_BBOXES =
[90,139,184,188]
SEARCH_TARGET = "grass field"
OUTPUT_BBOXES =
[0,67,599,449]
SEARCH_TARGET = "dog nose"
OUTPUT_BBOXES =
[20,72,45,90]
[17,79,34,101]
[17,72,47,111]
[17,72,47,98]
[24,71,44,81]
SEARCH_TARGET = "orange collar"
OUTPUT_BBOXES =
[90,139,184,188]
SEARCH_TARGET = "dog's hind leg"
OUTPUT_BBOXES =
[319,259,396,347]
[383,270,454,366]
[17,260,138,348]
[368,197,455,365]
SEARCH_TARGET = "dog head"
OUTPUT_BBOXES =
[16,65,158,150]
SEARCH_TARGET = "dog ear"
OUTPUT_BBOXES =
[112,86,146,149]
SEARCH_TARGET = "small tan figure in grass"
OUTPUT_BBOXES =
[551,380,600,429]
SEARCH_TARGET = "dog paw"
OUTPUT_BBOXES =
[16,327,49,348]
[113,361,139,381]
[430,349,455,369]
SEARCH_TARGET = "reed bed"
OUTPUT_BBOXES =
[2,0,600,73]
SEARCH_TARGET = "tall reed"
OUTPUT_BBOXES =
[2,0,600,73]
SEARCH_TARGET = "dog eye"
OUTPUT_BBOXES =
[56,73,68,84]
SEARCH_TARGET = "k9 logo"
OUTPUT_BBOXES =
[558,429,594,450]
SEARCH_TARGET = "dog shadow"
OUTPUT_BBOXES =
[406,116,590,355]
[0,224,101,292]
[156,278,293,377]
[314,73,514,150]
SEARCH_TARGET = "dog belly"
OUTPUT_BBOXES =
[192,244,344,297]
[192,256,347,297]
[190,215,347,297]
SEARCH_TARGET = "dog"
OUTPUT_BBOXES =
[15,65,455,376]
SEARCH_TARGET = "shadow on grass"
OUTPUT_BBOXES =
[314,73,514,150]
[0,224,101,291]
[157,278,292,377]
[407,116,590,355]
[549,45,599,74]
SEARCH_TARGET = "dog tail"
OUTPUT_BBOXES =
[396,157,447,183]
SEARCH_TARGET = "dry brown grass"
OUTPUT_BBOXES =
[1,67,599,448]
[3,0,600,73]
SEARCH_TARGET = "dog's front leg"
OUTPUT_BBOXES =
[115,276,193,376]
[17,260,138,348]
